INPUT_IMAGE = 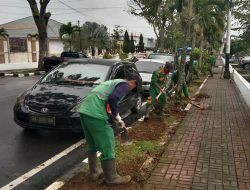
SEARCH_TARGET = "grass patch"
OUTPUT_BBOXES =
[116,140,161,164]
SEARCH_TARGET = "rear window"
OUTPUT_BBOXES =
[135,61,164,73]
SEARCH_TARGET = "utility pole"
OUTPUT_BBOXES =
[78,20,82,52]
[224,2,232,79]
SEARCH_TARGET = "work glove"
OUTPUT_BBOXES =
[115,114,125,128]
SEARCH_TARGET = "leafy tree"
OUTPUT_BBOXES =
[59,22,79,51]
[0,28,9,38]
[111,25,124,52]
[81,22,110,56]
[129,0,176,50]
[138,33,144,52]
[123,30,130,53]
[130,34,135,53]
[27,0,51,70]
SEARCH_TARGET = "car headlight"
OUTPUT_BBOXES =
[16,93,25,106]
[70,100,83,112]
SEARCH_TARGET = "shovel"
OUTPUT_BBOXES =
[109,114,133,145]
[120,126,133,146]
[189,100,211,110]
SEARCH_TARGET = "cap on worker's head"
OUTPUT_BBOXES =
[164,62,174,72]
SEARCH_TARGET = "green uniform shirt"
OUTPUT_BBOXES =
[170,71,189,97]
[209,55,216,65]
[193,60,199,69]
[79,79,125,120]
[149,67,169,105]
[150,67,168,95]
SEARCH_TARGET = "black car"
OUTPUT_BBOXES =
[43,51,88,72]
[14,59,143,132]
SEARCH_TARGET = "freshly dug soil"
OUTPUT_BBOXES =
[60,106,185,190]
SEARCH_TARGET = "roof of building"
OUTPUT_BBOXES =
[0,16,63,38]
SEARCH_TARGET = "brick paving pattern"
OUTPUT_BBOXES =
[144,69,250,190]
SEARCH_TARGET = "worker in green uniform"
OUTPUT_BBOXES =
[208,52,216,77]
[145,62,173,119]
[79,74,138,185]
[167,70,193,100]
[192,59,199,79]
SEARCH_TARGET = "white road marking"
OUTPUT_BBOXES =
[82,151,102,163]
[44,181,65,190]
[0,139,85,190]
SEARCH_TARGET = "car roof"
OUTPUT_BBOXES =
[67,58,130,67]
[135,59,165,63]
[149,53,174,56]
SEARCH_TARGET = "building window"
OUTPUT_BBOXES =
[10,38,27,52]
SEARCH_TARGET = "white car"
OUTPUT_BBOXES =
[135,59,166,96]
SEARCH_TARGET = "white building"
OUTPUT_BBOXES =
[132,35,156,50]
[0,16,63,64]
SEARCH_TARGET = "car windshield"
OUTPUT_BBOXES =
[148,54,174,62]
[135,61,164,73]
[41,62,110,85]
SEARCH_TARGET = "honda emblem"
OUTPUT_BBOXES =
[41,108,49,113]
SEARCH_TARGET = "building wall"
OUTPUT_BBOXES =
[49,39,63,56]
[10,52,29,63]
[0,38,63,63]
[132,36,156,49]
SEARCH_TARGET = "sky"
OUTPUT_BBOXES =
[0,0,156,38]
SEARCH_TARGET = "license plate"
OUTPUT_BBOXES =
[30,116,55,126]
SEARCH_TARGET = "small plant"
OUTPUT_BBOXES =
[193,48,201,60]
[103,52,112,59]
[119,52,128,60]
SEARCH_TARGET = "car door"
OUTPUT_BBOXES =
[123,64,140,108]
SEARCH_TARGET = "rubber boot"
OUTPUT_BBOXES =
[145,106,150,119]
[88,152,103,181]
[101,159,131,185]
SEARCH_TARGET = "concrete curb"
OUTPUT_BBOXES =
[0,71,45,77]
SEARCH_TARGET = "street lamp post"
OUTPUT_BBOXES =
[224,2,232,79]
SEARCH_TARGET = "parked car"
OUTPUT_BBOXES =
[14,59,143,132]
[239,56,250,70]
[134,59,166,96]
[148,53,175,64]
[42,51,88,72]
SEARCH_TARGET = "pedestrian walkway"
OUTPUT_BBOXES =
[144,71,250,189]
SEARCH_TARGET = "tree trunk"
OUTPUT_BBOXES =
[187,30,196,84]
[38,30,48,70]
[199,28,204,67]
[159,25,165,51]
[27,0,50,71]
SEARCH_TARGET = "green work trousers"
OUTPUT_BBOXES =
[150,87,167,105]
[80,113,115,160]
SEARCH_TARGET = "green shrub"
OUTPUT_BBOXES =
[103,53,112,59]
[193,48,201,60]
[119,52,128,60]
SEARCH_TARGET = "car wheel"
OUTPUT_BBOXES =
[131,94,142,113]
[244,64,250,70]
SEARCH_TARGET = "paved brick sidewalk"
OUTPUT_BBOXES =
[144,73,250,190]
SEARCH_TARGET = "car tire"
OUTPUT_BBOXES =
[244,63,250,70]
[131,94,142,113]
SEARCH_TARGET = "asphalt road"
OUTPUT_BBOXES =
[0,76,84,189]
[0,76,145,190]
